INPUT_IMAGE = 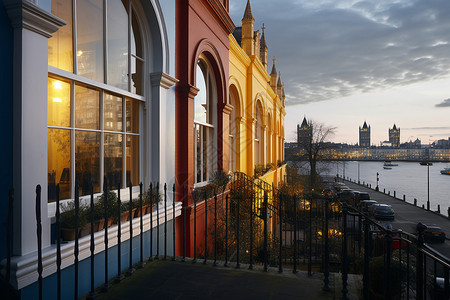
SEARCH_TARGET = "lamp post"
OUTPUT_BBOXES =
[376,172,379,191]
[427,162,430,210]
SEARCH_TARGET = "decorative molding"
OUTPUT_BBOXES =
[0,203,182,290]
[204,0,235,34]
[222,103,233,114]
[4,0,66,38]
[150,72,179,90]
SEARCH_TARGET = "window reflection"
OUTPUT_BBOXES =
[131,9,143,95]
[75,131,101,195]
[49,0,73,72]
[126,98,139,133]
[75,85,100,129]
[105,133,123,189]
[126,135,139,186]
[77,0,104,82]
[104,93,123,131]
[48,129,71,201]
[48,78,71,127]
[107,0,128,90]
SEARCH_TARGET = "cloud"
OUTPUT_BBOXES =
[229,0,450,106]
[435,99,450,107]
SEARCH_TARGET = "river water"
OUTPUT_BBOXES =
[292,160,450,212]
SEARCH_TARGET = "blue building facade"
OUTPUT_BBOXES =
[0,0,179,299]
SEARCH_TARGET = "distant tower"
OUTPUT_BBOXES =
[389,124,400,148]
[260,23,268,69]
[297,117,312,148]
[359,121,371,147]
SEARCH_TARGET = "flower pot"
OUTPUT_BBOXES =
[120,211,129,223]
[94,219,105,232]
[79,224,91,237]
[61,228,76,241]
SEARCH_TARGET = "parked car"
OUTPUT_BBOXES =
[358,200,378,213]
[417,223,446,243]
[368,203,381,216]
[358,192,370,201]
[338,189,356,202]
[373,204,395,220]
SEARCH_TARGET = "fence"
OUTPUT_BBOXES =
[2,173,449,299]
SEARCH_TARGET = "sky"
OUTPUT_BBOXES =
[228,0,450,145]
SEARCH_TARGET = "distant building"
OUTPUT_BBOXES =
[389,124,400,148]
[359,121,371,147]
[297,117,312,148]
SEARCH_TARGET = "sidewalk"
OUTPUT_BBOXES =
[85,259,360,300]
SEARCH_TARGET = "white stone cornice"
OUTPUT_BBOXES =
[4,0,66,38]
[150,72,179,90]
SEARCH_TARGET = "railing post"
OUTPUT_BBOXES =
[323,198,330,291]
[236,193,240,269]
[444,267,449,300]
[127,183,134,275]
[224,194,229,267]
[156,183,160,260]
[193,191,197,264]
[55,185,61,300]
[164,183,167,261]
[263,191,268,272]
[293,194,297,274]
[149,183,153,262]
[74,183,80,300]
[214,192,217,266]
[102,180,110,291]
[204,190,208,265]
[385,231,393,300]
[249,192,253,270]
[341,203,349,300]
[278,192,282,273]
[173,184,176,261]
[115,184,124,283]
[139,182,145,267]
[308,195,312,277]
[87,184,96,299]
[363,218,370,300]
[182,185,186,262]
[35,185,43,300]
[416,224,425,300]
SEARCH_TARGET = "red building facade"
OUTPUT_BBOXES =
[175,0,234,256]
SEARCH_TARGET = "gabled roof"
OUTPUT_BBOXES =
[242,0,254,20]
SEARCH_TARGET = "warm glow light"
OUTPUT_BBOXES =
[77,50,83,57]
[53,81,63,90]
[53,97,62,103]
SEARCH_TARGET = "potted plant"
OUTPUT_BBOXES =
[60,201,88,241]
[143,186,163,213]
[94,191,118,230]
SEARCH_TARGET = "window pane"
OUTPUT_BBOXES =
[202,126,207,182]
[75,131,100,196]
[126,98,139,133]
[77,0,104,82]
[196,125,201,183]
[126,135,139,186]
[48,129,71,202]
[131,8,143,95]
[104,93,123,131]
[105,133,123,189]
[48,78,71,127]
[75,85,100,129]
[130,56,143,95]
[107,0,128,90]
[49,0,73,72]
[195,63,207,124]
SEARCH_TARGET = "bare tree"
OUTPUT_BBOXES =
[291,119,336,190]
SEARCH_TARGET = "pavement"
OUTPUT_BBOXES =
[84,259,361,300]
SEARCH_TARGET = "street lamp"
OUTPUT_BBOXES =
[427,162,430,210]
[376,172,379,191]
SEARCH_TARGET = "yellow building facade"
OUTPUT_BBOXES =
[227,1,286,185]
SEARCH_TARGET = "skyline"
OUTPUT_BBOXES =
[229,0,450,145]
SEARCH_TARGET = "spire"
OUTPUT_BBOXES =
[301,117,308,128]
[242,0,254,21]
[260,23,267,48]
[271,57,277,75]
[277,72,282,87]
[393,124,397,130]
[362,121,368,129]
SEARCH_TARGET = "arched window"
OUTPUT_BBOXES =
[228,89,237,172]
[47,0,144,201]
[194,57,217,184]
[255,101,263,166]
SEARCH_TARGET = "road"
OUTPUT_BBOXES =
[339,179,450,258]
